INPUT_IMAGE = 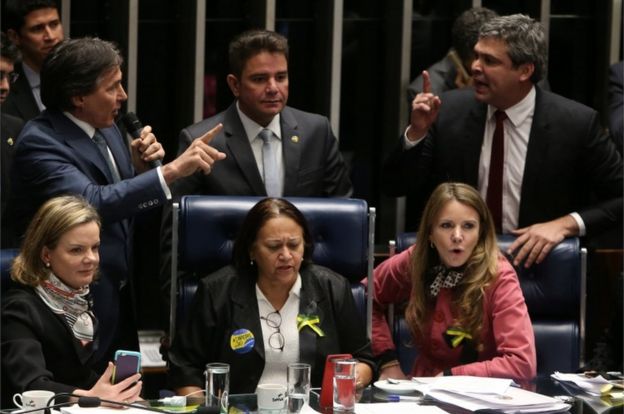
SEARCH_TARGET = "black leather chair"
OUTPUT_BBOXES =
[388,232,586,375]
[1,248,19,295]
[169,196,375,340]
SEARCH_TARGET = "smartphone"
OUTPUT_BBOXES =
[112,350,141,384]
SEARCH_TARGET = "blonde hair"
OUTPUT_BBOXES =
[405,182,499,346]
[11,195,101,287]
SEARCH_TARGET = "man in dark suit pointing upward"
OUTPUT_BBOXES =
[382,14,622,268]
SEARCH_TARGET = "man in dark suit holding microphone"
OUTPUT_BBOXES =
[382,14,622,268]
[9,37,227,366]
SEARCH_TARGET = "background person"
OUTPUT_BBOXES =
[608,61,623,155]
[168,198,374,395]
[406,7,498,104]
[1,195,142,407]
[1,0,64,121]
[1,31,23,248]
[370,182,536,381]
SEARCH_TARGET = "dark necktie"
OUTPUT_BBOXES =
[93,130,121,183]
[259,129,281,197]
[486,110,507,233]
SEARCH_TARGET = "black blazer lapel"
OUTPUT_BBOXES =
[298,268,326,375]
[280,108,303,195]
[223,106,267,195]
[462,103,488,186]
[231,275,266,361]
[519,87,551,226]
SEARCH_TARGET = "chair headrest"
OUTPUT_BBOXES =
[395,233,582,318]
[178,196,370,282]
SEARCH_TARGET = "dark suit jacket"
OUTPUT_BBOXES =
[608,61,623,155]
[172,103,352,199]
[160,103,352,294]
[383,87,623,237]
[167,264,374,393]
[9,109,168,363]
[1,113,23,247]
[1,63,41,122]
[1,286,99,406]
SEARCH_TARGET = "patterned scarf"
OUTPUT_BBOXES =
[428,265,465,297]
[35,273,96,344]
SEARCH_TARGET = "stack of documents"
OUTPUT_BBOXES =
[411,376,571,413]
[551,372,615,396]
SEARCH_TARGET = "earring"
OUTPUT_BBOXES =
[429,241,434,249]
[45,262,51,268]
[250,259,255,266]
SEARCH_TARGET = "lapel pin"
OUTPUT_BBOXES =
[291,135,299,143]
[7,137,14,146]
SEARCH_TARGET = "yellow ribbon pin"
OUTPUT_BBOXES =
[297,314,325,337]
[445,328,472,348]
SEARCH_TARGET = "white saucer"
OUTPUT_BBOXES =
[373,380,420,395]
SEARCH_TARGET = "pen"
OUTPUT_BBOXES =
[387,394,422,402]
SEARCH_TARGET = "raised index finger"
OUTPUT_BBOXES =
[422,70,432,94]
[199,123,223,144]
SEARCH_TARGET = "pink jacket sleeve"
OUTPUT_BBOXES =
[451,257,537,380]
[365,247,414,356]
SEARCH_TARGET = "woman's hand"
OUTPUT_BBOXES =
[379,363,408,381]
[74,362,143,406]
[355,362,373,390]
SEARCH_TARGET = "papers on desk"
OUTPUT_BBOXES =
[355,402,448,414]
[551,371,614,396]
[300,401,448,414]
[411,376,571,413]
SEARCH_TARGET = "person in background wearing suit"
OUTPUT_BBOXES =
[1,196,142,407]
[168,198,373,394]
[406,7,498,106]
[1,0,64,122]
[608,61,623,155]
[382,14,622,269]
[9,37,226,368]
[1,31,23,248]
[160,30,352,304]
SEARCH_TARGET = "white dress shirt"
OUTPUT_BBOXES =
[256,275,301,388]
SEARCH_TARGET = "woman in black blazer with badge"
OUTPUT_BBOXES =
[168,198,375,395]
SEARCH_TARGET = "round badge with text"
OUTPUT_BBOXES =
[230,328,255,354]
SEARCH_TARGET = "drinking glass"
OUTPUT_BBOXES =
[287,363,311,413]
[333,359,356,412]
[205,362,230,413]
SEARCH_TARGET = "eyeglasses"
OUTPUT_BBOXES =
[0,71,19,84]
[260,310,285,352]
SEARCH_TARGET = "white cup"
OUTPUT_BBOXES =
[257,383,287,413]
[13,390,55,414]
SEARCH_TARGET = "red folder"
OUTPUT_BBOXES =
[319,353,352,413]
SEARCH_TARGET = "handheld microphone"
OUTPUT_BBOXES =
[122,112,163,168]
